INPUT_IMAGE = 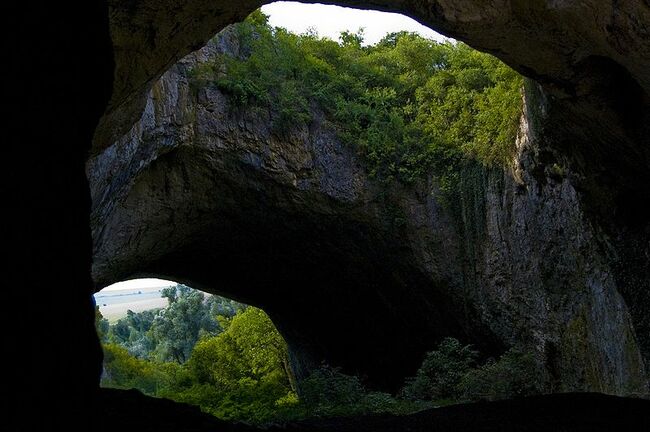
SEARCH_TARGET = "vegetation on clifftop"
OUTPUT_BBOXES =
[190,10,523,184]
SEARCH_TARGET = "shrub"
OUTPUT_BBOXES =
[101,343,180,395]
[458,348,542,401]
[298,364,366,416]
[297,364,426,418]
[401,338,478,401]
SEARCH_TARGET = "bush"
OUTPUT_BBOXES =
[401,337,478,401]
[297,364,426,418]
[400,339,543,404]
[101,343,181,395]
[299,364,366,410]
[458,348,542,401]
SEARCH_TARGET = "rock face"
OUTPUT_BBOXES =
[88,31,648,395]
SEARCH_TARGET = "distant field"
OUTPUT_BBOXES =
[95,286,169,322]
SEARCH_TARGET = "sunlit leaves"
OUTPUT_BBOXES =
[194,13,523,184]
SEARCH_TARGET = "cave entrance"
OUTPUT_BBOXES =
[89,2,524,394]
[93,278,545,426]
[261,1,448,45]
[94,278,299,423]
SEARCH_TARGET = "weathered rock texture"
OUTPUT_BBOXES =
[89,30,649,395]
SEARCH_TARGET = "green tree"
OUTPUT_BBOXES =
[106,309,157,358]
[150,285,220,363]
[339,28,365,48]
[98,285,245,362]
[94,306,109,342]
[194,12,523,184]
[188,308,290,388]
[184,307,295,422]
[458,348,542,401]
[401,337,478,401]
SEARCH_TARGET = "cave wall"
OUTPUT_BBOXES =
[95,4,650,385]
[88,32,648,394]
[465,83,648,394]
[89,36,469,388]
[7,1,114,429]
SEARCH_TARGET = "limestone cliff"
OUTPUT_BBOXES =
[88,30,648,395]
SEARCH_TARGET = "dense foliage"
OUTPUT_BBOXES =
[97,288,541,425]
[177,307,295,422]
[295,364,429,417]
[190,10,523,184]
[99,285,243,362]
[401,338,543,404]
[400,337,478,402]
[458,347,542,401]
[98,296,296,424]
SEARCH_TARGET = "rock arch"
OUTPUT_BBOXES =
[89,16,649,392]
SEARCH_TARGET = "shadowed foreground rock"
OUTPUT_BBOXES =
[96,389,650,432]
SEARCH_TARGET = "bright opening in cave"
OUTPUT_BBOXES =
[94,279,301,423]
[261,1,451,45]
[94,278,174,322]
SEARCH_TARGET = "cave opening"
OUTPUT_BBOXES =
[82,1,650,431]
[11,0,650,430]
[94,278,303,424]
[89,1,526,395]
[92,278,543,425]
[88,3,537,424]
